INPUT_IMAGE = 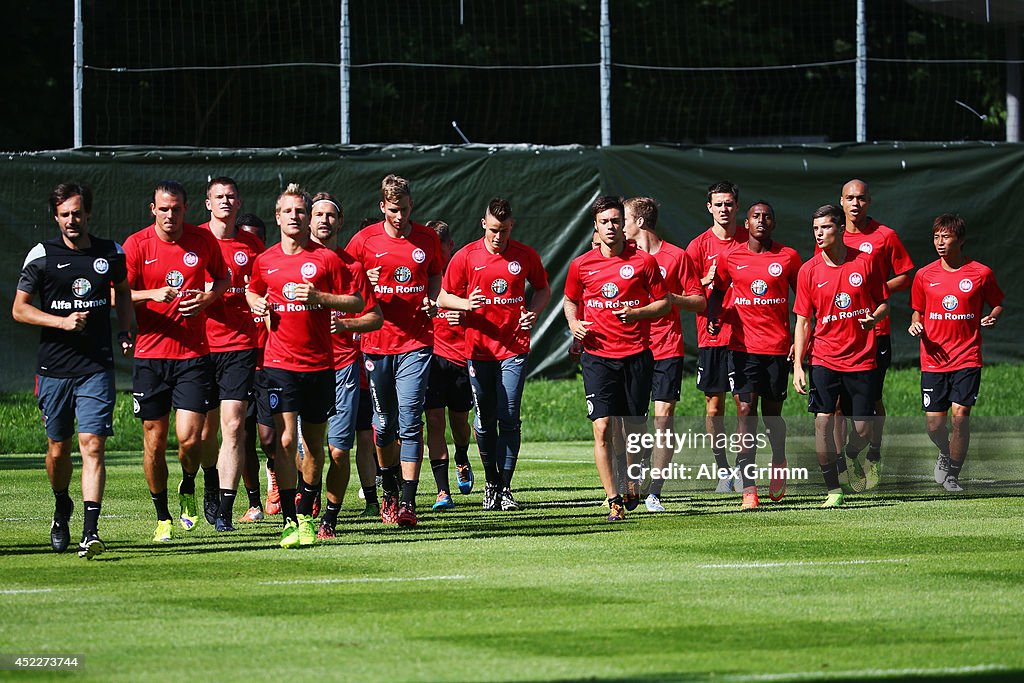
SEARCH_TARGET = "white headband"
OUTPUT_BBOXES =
[311,199,341,214]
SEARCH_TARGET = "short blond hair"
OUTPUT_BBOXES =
[381,174,411,203]
[276,182,311,213]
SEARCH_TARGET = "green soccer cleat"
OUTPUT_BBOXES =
[297,514,317,546]
[178,482,198,531]
[359,501,380,518]
[152,519,173,542]
[820,490,845,508]
[280,519,300,549]
[865,459,882,490]
[846,457,867,493]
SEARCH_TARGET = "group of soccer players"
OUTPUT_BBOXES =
[16,174,1003,556]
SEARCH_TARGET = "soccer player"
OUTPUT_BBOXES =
[563,195,669,521]
[345,175,443,528]
[622,197,705,512]
[198,177,264,531]
[439,199,551,511]
[13,182,134,558]
[123,181,229,542]
[306,192,381,539]
[715,201,801,507]
[837,179,914,488]
[793,204,888,507]
[424,220,475,508]
[246,183,365,548]
[908,213,1003,492]
[685,181,748,492]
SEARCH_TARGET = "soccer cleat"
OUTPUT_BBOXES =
[715,475,734,494]
[380,492,399,524]
[280,519,300,548]
[644,493,665,512]
[456,464,475,494]
[239,506,265,523]
[316,521,336,539]
[50,511,71,553]
[77,533,105,560]
[741,486,759,510]
[943,475,965,492]
[607,500,625,521]
[482,483,501,511]
[624,479,641,511]
[820,490,845,508]
[265,470,281,515]
[500,487,520,511]
[357,486,365,500]
[214,517,236,532]
[297,514,317,545]
[397,502,418,528]
[847,457,867,493]
[768,460,788,501]
[432,491,455,510]
[360,501,380,518]
[152,519,173,542]
[203,489,218,525]
[178,482,198,531]
[865,460,882,491]
[934,453,951,484]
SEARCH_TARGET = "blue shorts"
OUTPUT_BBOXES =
[327,362,361,451]
[36,370,116,441]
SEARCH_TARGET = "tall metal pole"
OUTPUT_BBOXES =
[340,0,350,145]
[855,0,867,142]
[73,0,84,148]
[599,0,611,146]
[1007,26,1020,143]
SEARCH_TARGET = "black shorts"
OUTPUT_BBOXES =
[696,346,730,395]
[251,369,274,428]
[807,365,876,418]
[261,367,336,424]
[132,356,214,420]
[356,387,373,432]
[425,355,473,412]
[210,349,257,402]
[651,356,684,403]
[921,368,981,413]
[581,350,653,421]
[729,351,789,403]
[870,335,892,401]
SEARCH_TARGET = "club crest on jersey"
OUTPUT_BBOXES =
[183,251,199,267]
[619,265,635,280]
[751,279,768,296]
[166,270,184,288]
[234,251,249,266]
[848,272,863,287]
[72,278,92,298]
[858,241,873,254]
[93,258,109,274]
[768,262,783,277]
[508,260,522,275]
[834,292,852,309]
[959,278,973,293]
[394,266,412,283]
[282,282,299,301]
[942,295,959,311]
[491,278,509,295]
[300,262,317,279]
[659,266,667,279]
[411,248,426,264]
[601,282,619,299]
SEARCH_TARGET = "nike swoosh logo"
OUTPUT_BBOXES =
[706,255,717,260]
[735,265,749,270]
[474,265,487,271]
[375,252,389,258]
[57,263,71,269]
[586,270,599,275]
[145,258,158,265]
[344,382,355,389]
[880,350,889,355]
[817,282,829,288]
[929,282,941,287]
[268,268,280,274]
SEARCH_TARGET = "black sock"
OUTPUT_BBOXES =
[53,488,73,518]
[152,490,172,521]
[322,502,341,527]
[820,462,840,491]
[280,488,297,523]
[217,489,236,521]
[713,447,729,471]
[179,468,198,495]
[502,469,516,489]
[453,443,470,467]
[947,458,964,479]
[362,485,379,506]
[845,443,863,460]
[736,452,755,488]
[483,459,502,486]
[267,457,275,471]
[246,487,262,509]
[866,446,881,462]
[203,466,219,494]
[381,466,401,495]
[83,501,101,536]
[835,454,848,475]
[431,459,450,494]
[297,479,320,516]
[401,479,418,506]
[608,494,623,506]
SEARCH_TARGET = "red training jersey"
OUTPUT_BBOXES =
[433,311,467,365]
[345,222,443,355]
[201,223,263,352]
[124,223,229,359]
[564,242,666,359]
[331,248,376,370]
[717,241,802,356]
[648,240,703,360]
[685,225,749,348]
[793,250,888,372]
[910,259,1003,372]
[248,242,353,373]
[442,238,549,361]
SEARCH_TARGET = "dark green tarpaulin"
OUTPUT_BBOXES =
[0,142,1018,391]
